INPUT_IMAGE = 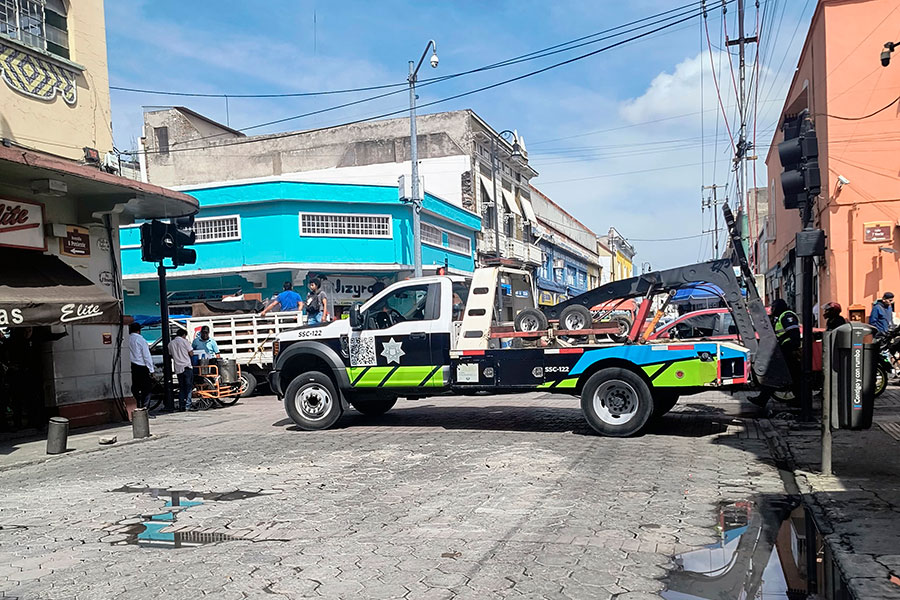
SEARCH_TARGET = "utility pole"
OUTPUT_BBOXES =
[725,0,758,262]
[702,184,724,257]
[407,40,439,278]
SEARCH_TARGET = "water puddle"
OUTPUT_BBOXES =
[662,496,812,599]
[106,486,276,549]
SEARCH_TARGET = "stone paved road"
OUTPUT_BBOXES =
[0,392,789,599]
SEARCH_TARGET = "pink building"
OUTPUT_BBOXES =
[763,0,900,323]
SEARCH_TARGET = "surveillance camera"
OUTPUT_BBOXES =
[430,52,439,68]
[838,175,850,186]
[883,42,896,67]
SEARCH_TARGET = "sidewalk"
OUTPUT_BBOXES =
[767,387,900,599]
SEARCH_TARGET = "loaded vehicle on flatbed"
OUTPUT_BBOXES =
[268,206,790,436]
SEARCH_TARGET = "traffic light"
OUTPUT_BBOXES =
[138,217,197,266]
[778,110,820,210]
[140,220,168,263]
[171,215,196,267]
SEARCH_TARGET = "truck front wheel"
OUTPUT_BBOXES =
[581,368,653,437]
[284,371,343,430]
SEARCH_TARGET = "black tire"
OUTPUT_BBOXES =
[283,371,343,431]
[560,305,593,331]
[514,308,548,336]
[652,390,679,418]
[609,315,632,343]
[580,368,653,437]
[239,371,258,398]
[350,395,397,416]
[875,364,888,398]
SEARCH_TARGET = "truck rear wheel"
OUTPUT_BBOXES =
[350,395,397,416]
[581,368,653,437]
[283,371,343,431]
[239,371,258,397]
[560,305,592,331]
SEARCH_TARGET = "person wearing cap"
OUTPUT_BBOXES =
[192,326,220,361]
[823,302,846,331]
[869,292,895,333]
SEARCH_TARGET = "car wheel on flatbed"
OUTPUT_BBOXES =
[284,371,343,430]
[581,368,653,437]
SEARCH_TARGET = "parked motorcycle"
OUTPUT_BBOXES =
[873,325,900,397]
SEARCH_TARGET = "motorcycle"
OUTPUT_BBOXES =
[873,325,900,397]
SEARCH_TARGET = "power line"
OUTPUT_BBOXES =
[820,95,900,121]
[131,5,718,157]
[112,0,714,100]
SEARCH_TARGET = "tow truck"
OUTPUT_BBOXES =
[268,206,790,436]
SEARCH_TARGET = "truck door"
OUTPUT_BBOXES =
[347,282,446,389]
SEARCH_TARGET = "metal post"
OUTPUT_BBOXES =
[46,416,68,454]
[491,135,500,258]
[799,198,814,422]
[132,407,150,438]
[822,331,833,476]
[158,263,174,410]
[408,61,423,278]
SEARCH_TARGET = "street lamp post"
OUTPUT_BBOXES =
[408,40,439,278]
[490,130,524,259]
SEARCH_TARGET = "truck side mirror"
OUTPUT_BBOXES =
[349,304,363,330]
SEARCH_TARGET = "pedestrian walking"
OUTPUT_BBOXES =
[168,328,194,411]
[128,323,155,409]
[192,326,220,362]
[260,281,302,316]
[303,278,329,325]
[869,292,894,333]
[749,298,801,408]
[823,302,846,331]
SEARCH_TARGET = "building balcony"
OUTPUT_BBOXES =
[506,237,542,265]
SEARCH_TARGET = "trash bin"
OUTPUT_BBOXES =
[825,322,876,430]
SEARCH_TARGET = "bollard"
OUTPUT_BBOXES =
[132,407,150,439]
[46,417,69,455]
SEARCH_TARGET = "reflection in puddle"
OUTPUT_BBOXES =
[662,497,813,600]
[108,486,274,549]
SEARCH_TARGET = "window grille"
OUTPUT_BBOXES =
[0,0,69,58]
[299,213,391,238]
[421,222,472,256]
[194,216,241,243]
[421,223,443,246]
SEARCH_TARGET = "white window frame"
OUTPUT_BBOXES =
[193,215,242,244]
[299,212,392,239]
[420,221,472,256]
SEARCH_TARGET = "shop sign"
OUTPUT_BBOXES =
[864,222,893,244]
[0,198,45,251]
[327,276,388,304]
[59,225,91,257]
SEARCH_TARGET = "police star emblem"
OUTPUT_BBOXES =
[381,337,406,364]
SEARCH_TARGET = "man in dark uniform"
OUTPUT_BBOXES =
[750,298,801,408]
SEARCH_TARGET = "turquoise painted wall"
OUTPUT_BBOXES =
[121,181,481,317]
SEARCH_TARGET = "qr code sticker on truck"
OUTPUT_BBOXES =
[349,335,377,367]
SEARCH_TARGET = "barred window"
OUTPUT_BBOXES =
[447,231,471,255]
[421,223,443,246]
[194,216,241,243]
[299,213,391,238]
[0,0,69,59]
[421,221,472,256]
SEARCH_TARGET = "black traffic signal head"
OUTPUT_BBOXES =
[778,111,820,208]
[140,220,168,262]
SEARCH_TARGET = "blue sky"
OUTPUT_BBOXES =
[106,0,816,269]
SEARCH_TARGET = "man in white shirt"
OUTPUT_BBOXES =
[128,322,155,409]
[168,328,195,411]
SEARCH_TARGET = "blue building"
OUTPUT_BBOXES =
[120,179,480,318]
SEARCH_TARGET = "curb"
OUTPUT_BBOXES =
[759,418,874,599]
[0,432,168,473]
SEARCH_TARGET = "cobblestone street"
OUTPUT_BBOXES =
[0,392,790,599]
